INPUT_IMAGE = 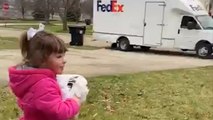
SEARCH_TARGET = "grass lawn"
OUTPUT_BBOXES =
[0,22,93,35]
[65,43,103,50]
[0,19,41,23]
[2,24,68,33]
[0,36,101,50]
[0,19,72,24]
[0,67,213,120]
[0,36,19,49]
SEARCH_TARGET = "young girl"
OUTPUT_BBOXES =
[8,26,80,120]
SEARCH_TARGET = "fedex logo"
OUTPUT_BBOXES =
[189,5,203,11]
[97,0,124,12]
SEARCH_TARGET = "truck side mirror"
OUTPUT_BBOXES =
[187,22,195,30]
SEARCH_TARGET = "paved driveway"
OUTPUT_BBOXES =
[1,48,213,85]
[0,28,213,85]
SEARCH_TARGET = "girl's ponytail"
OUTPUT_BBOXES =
[20,32,29,61]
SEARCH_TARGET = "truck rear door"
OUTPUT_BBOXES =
[143,1,165,46]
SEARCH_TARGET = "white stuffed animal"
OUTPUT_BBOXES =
[56,74,89,103]
[56,74,89,119]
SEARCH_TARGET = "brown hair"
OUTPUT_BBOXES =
[20,31,67,67]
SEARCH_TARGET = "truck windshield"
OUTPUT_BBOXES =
[196,15,213,30]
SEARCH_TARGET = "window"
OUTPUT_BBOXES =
[196,15,213,30]
[180,16,200,29]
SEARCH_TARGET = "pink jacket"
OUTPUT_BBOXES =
[8,66,80,120]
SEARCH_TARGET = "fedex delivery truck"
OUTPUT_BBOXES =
[93,0,213,58]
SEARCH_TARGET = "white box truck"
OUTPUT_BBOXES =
[93,0,213,58]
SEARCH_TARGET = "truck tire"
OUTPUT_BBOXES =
[117,38,131,51]
[140,46,150,51]
[181,49,188,51]
[111,43,117,49]
[196,43,212,59]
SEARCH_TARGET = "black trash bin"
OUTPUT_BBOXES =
[68,25,86,46]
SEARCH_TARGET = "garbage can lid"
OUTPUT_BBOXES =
[68,23,86,28]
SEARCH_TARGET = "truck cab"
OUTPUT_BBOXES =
[176,15,213,58]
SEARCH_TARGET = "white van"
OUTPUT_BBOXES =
[93,0,213,58]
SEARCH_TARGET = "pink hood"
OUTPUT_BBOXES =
[9,66,55,98]
[8,66,80,120]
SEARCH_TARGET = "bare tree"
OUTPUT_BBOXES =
[54,0,80,31]
[15,0,28,19]
[49,2,56,19]
[32,0,51,23]
[44,0,50,23]
[32,0,45,20]
[59,0,74,31]
[80,0,93,18]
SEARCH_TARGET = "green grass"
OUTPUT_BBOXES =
[0,19,59,24]
[0,19,75,24]
[0,86,20,120]
[0,36,100,50]
[0,36,19,49]
[0,19,40,23]
[85,25,93,35]
[1,67,213,120]
[1,24,67,33]
[66,44,103,50]
[0,23,93,35]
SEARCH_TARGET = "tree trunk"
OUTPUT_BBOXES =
[20,0,25,19]
[62,0,68,31]
[62,17,67,31]
[62,7,68,31]
[58,0,75,31]
[44,0,50,24]
[51,8,54,19]
[21,6,25,19]
[45,15,50,24]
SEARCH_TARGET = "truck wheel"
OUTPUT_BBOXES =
[140,46,150,51]
[181,49,188,51]
[196,43,212,59]
[111,43,117,49]
[118,38,131,51]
